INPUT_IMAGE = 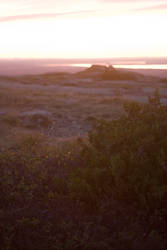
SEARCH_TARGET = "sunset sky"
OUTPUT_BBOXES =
[0,0,167,59]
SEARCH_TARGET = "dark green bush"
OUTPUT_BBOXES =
[76,90,167,210]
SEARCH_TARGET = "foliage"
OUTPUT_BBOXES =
[77,90,167,209]
[0,90,167,249]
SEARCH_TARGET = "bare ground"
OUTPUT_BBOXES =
[0,69,167,146]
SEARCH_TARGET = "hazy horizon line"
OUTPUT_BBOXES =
[1,56,167,60]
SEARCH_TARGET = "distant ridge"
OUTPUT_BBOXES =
[77,64,143,81]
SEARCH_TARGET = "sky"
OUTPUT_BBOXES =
[0,0,167,59]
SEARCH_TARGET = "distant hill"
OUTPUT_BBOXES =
[76,64,144,81]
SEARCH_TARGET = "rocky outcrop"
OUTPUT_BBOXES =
[85,64,115,73]
[76,64,114,79]
[76,64,143,81]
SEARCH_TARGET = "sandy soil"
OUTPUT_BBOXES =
[0,68,167,146]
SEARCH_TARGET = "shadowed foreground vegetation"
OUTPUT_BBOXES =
[0,91,167,250]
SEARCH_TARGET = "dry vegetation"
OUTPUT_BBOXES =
[0,88,167,249]
[1,69,167,249]
[0,70,166,146]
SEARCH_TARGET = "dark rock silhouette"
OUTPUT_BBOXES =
[85,64,115,73]
[77,64,143,81]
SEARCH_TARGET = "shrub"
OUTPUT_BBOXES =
[75,90,167,210]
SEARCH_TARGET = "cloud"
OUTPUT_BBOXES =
[0,10,95,23]
[101,0,167,2]
[100,0,167,14]
[135,3,167,12]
